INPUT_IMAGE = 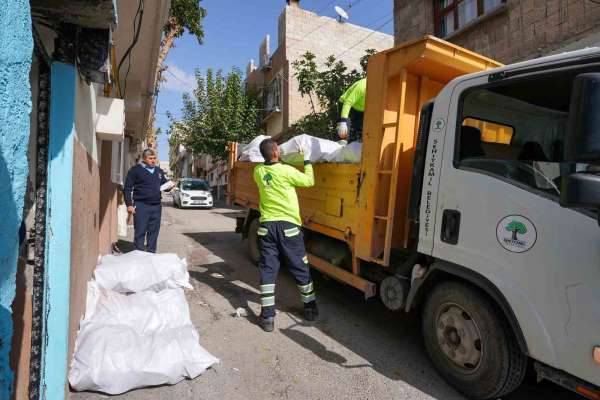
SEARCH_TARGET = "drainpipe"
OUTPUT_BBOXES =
[28,44,50,400]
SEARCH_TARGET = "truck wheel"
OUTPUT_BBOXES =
[246,218,261,265]
[422,281,526,399]
[380,275,408,311]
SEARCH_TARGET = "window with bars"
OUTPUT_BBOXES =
[435,0,505,37]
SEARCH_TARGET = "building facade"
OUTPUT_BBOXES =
[394,0,600,64]
[0,1,168,398]
[246,0,394,138]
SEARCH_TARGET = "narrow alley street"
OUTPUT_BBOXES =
[70,197,578,400]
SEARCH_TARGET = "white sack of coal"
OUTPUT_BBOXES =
[94,250,192,293]
[69,282,219,394]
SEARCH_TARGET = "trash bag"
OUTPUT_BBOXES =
[238,135,270,162]
[279,134,342,165]
[94,250,192,293]
[324,141,363,163]
[69,282,219,394]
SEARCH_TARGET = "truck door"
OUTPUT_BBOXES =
[433,67,600,387]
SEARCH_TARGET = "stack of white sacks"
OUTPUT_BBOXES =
[238,134,362,164]
[69,251,219,395]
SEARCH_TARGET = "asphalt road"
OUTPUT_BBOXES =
[70,198,581,400]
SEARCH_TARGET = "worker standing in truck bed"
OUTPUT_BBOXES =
[337,77,366,142]
[253,138,318,332]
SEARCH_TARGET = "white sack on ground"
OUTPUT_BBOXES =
[238,134,270,162]
[324,141,363,163]
[95,250,192,293]
[69,282,219,394]
[117,205,128,237]
[279,134,341,164]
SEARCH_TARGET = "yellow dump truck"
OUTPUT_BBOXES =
[228,36,600,399]
[229,36,501,296]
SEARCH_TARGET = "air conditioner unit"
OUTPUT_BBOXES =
[96,96,125,141]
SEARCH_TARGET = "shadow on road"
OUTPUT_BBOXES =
[184,228,580,400]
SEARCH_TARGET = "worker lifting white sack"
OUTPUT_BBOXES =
[238,133,362,164]
[94,250,192,293]
[69,281,219,394]
[238,134,271,162]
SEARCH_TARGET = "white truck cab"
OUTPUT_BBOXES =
[410,47,600,399]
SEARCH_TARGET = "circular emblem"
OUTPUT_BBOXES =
[496,215,537,253]
[432,118,445,132]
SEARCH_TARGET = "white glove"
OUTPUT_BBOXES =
[296,141,311,162]
[337,121,349,140]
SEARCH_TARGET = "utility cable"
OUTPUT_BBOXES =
[117,0,144,98]
[335,15,394,58]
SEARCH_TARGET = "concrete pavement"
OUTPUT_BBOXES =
[69,198,579,400]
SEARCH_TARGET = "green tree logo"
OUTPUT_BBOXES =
[506,220,527,241]
[263,173,273,186]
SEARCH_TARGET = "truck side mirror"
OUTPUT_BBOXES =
[565,73,600,162]
[560,173,600,210]
[561,73,600,216]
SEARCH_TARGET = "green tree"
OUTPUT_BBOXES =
[506,221,527,240]
[147,0,207,143]
[169,68,260,161]
[290,49,375,140]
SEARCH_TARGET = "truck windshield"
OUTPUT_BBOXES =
[457,66,600,217]
[181,181,210,191]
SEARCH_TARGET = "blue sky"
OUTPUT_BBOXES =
[155,0,394,160]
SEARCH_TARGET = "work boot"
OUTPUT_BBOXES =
[304,302,319,321]
[261,316,274,332]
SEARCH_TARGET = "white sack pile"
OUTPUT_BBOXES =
[94,250,193,293]
[237,134,362,164]
[69,252,218,395]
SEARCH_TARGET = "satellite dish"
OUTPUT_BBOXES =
[334,5,349,22]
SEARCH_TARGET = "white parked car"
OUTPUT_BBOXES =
[172,178,213,209]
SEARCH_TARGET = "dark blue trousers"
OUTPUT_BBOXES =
[133,202,162,253]
[258,221,315,318]
[348,108,363,142]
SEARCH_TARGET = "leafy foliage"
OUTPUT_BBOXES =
[290,49,376,140]
[166,0,207,43]
[169,68,260,161]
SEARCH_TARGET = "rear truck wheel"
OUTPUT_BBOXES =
[422,281,526,399]
[246,218,261,265]
[380,275,409,311]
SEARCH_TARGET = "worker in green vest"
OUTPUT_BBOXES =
[253,138,318,332]
[337,77,366,142]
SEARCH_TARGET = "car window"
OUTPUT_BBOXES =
[181,181,210,191]
[458,83,569,199]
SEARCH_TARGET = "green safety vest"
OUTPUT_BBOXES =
[253,162,314,226]
[339,78,367,118]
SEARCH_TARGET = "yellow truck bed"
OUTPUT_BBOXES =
[228,36,501,297]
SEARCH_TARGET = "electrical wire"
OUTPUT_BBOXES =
[335,15,394,58]
[163,68,195,87]
[117,0,144,98]
[346,0,367,9]
[315,0,336,14]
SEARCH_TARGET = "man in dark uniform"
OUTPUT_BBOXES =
[253,138,318,332]
[123,148,169,253]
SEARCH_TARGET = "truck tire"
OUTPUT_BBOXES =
[246,218,261,265]
[422,281,526,399]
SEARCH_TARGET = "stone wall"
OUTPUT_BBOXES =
[247,4,394,137]
[283,5,394,128]
[394,0,600,63]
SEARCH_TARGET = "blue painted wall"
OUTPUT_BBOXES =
[0,1,33,398]
[41,62,76,400]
